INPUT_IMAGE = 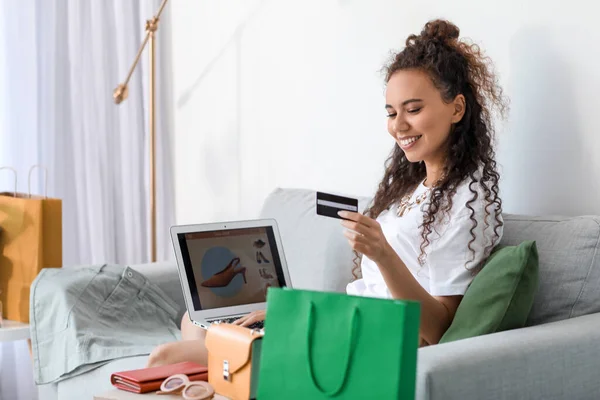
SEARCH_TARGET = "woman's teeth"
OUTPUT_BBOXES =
[399,135,421,146]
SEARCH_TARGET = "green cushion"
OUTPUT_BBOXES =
[439,240,539,344]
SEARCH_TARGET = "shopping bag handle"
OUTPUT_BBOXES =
[0,166,17,197]
[28,165,48,199]
[306,301,360,397]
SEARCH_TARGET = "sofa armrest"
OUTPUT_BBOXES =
[130,261,186,321]
[417,313,600,400]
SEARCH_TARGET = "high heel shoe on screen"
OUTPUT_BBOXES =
[258,251,270,264]
[201,257,247,288]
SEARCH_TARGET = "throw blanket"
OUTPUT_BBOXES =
[30,264,182,385]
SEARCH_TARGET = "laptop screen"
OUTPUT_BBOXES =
[177,226,286,311]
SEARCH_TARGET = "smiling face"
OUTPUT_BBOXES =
[385,69,465,166]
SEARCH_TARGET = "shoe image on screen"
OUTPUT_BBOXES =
[200,248,247,297]
[253,239,271,264]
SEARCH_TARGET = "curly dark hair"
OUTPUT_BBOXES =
[352,19,508,279]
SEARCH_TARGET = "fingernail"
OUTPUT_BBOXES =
[338,211,346,217]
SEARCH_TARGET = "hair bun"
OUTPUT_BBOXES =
[421,19,460,43]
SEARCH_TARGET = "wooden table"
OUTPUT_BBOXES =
[94,389,229,400]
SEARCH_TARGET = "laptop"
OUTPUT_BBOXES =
[170,219,292,329]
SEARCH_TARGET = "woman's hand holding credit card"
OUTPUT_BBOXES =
[316,191,394,264]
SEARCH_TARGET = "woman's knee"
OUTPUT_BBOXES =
[146,339,209,368]
[180,311,190,332]
[181,312,206,341]
[147,343,172,368]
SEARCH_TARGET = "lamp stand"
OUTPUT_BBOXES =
[114,0,169,262]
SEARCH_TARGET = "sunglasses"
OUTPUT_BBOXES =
[157,374,215,400]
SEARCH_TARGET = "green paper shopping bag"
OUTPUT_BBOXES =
[257,288,420,400]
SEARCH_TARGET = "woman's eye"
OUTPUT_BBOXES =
[386,113,397,118]
[407,108,422,114]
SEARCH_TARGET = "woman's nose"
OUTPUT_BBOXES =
[393,115,409,133]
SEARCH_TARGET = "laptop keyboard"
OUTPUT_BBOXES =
[208,316,264,330]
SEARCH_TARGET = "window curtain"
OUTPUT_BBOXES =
[0,1,175,398]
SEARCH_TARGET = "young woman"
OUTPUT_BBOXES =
[147,18,506,366]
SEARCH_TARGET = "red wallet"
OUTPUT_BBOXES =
[110,361,208,393]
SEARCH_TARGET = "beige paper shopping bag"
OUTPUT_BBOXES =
[0,166,62,323]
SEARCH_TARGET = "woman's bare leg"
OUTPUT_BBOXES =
[146,312,209,367]
[180,311,206,340]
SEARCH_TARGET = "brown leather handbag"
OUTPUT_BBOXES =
[205,323,264,400]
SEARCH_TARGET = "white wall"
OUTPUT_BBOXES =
[172,0,600,224]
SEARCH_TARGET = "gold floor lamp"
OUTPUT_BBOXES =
[113,0,169,262]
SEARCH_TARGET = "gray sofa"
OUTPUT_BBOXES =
[37,188,600,399]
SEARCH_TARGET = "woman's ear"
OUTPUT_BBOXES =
[451,94,466,123]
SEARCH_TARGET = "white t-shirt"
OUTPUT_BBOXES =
[346,177,503,298]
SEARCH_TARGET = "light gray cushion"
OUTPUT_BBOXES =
[259,187,371,292]
[500,215,600,325]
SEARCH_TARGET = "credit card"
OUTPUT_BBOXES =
[316,191,359,220]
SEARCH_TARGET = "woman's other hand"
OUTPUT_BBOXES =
[232,310,266,327]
